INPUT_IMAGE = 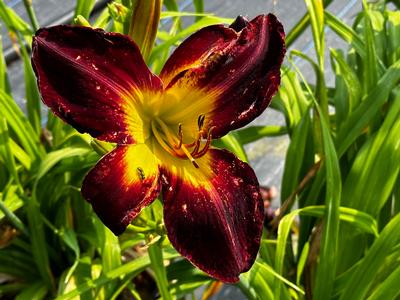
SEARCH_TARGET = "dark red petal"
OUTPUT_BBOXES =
[160,14,285,138]
[161,149,263,282]
[229,15,250,32]
[82,144,161,235]
[32,25,162,144]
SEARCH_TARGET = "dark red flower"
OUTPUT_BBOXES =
[31,14,285,282]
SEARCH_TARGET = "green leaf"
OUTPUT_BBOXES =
[330,48,362,127]
[339,213,400,300]
[149,16,234,66]
[213,132,248,162]
[34,147,91,183]
[0,118,21,190]
[325,11,366,58]
[280,107,311,203]
[361,2,379,93]
[73,0,96,20]
[386,11,400,65]
[0,1,33,43]
[56,251,180,300]
[0,33,11,94]
[342,92,400,215]
[27,147,91,289]
[17,34,41,135]
[240,263,279,300]
[304,0,325,66]
[0,185,26,233]
[275,206,377,299]
[312,89,342,300]
[336,58,400,156]
[234,126,287,145]
[160,11,211,19]
[148,242,173,300]
[257,261,305,297]
[367,265,400,300]
[192,0,204,21]
[15,282,47,300]
[0,88,42,158]
[286,0,334,47]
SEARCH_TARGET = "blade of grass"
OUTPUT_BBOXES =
[149,16,234,64]
[339,213,400,300]
[336,58,400,156]
[0,118,22,191]
[235,126,287,144]
[27,147,91,290]
[342,92,400,215]
[367,265,400,300]
[304,0,325,67]
[361,0,379,93]
[293,62,341,299]
[74,0,96,20]
[0,1,33,45]
[280,107,311,204]
[22,0,39,32]
[16,33,41,135]
[56,251,180,300]
[0,32,11,94]
[192,0,204,21]
[0,89,42,158]
[148,242,173,300]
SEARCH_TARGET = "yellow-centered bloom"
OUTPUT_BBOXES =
[32,14,285,282]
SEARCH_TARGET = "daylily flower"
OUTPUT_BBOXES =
[31,14,285,282]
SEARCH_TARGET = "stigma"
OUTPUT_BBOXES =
[151,115,214,168]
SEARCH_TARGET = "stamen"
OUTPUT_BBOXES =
[155,118,177,147]
[186,132,201,148]
[180,144,200,168]
[190,137,201,156]
[151,121,185,158]
[174,123,183,150]
[197,114,205,130]
[152,118,200,168]
[193,126,215,158]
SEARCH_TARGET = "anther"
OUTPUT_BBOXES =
[197,114,205,130]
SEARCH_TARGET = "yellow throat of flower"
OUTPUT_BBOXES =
[150,115,214,168]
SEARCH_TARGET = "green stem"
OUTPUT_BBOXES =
[148,241,173,300]
[0,197,27,235]
[23,0,39,32]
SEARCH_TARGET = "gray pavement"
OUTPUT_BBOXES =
[1,0,362,299]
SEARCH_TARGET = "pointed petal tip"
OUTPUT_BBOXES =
[31,25,162,144]
[160,13,286,139]
[229,15,249,32]
[162,149,263,282]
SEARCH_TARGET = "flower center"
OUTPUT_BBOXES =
[150,115,214,168]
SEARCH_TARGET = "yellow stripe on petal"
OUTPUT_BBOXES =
[123,142,160,184]
[82,143,161,234]
[156,145,213,189]
[159,86,216,143]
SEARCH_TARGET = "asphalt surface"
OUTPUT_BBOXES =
[1,0,362,299]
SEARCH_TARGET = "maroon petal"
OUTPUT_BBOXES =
[160,14,285,139]
[82,144,161,234]
[32,25,163,144]
[161,149,264,282]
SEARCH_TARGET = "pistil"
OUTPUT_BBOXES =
[150,116,214,168]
